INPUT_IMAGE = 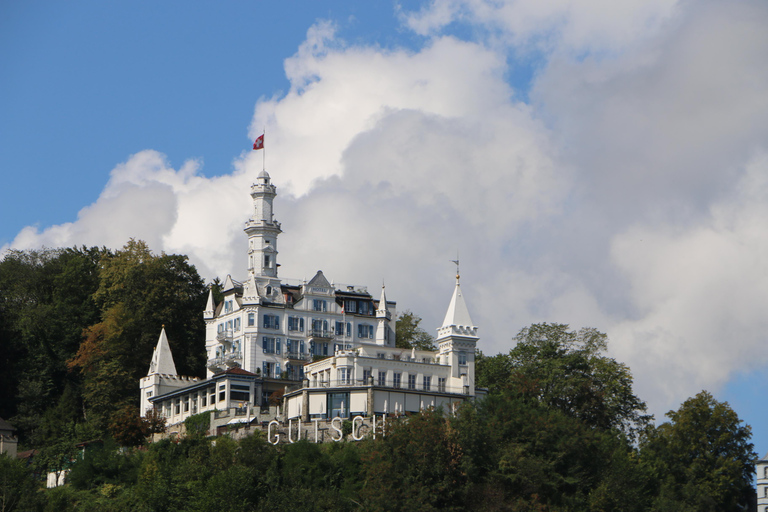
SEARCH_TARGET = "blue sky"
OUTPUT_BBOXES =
[4,0,768,458]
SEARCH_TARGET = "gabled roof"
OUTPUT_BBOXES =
[307,270,332,289]
[215,367,257,377]
[222,275,243,293]
[148,327,178,376]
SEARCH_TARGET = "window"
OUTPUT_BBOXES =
[263,314,280,330]
[248,313,255,326]
[357,324,374,339]
[312,319,329,336]
[266,285,272,295]
[209,387,215,404]
[423,376,431,391]
[378,371,386,386]
[438,377,446,393]
[288,316,304,332]
[224,300,233,314]
[262,336,281,354]
[264,255,271,268]
[262,361,276,378]
[377,352,385,359]
[393,372,402,389]
[338,367,351,385]
[408,374,416,390]
[363,369,372,384]
[359,301,371,315]
[458,351,467,365]
[234,317,241,331]
[344,300,356,313]
[336,321,351,336]
[174,398,180,415]
[219,384,226,402]
[286,339,304,356]
[184,396,190,412]
[201,393,207,407]
[313,299,327,312]
[231,383,250,402]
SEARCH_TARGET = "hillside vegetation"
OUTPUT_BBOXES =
[0,245,756,511]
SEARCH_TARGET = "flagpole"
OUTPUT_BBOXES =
[262,126,266,172]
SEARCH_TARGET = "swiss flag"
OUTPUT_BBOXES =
[253,134,264,150]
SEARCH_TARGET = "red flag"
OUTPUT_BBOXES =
[253,134,264,150]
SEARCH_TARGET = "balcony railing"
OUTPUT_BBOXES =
[309,328,332,339]
[216,329,234,343]
[307,378,467,395]
[206,351,243,371]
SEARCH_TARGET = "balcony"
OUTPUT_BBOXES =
[207,351,243,372]
[308,328,332,339]
[216,329,234,343]
[285,351,311,362]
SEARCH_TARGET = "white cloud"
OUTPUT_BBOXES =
[403,0,680,55]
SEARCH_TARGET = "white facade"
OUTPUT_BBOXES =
[284,274,480,421]
[140,170,481,429]
[758,453,768,512]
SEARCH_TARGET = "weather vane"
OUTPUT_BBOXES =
[450,253,460,281]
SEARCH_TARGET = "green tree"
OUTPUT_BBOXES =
[506,323,650,439]
[68,239,207,433]
[641,391,756,511]
[0,246,104,446]
[0,453,44,512]
[395,310,436,350]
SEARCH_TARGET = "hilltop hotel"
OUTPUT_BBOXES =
[140,170,481,432]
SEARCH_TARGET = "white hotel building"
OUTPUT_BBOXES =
[140,170,482,430]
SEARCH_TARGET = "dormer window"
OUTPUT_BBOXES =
[266,285,272,295]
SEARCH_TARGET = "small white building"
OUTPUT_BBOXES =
[140,170,483,431]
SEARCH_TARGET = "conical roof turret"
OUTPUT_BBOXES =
[148,327,178,376]
[437,273,478,340]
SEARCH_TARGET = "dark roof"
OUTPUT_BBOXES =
[0,417,15,432]
[215,367,257,377]
[17,449,37,460]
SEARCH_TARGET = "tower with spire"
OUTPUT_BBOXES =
[140,327,200,415]
[436,264,479,396]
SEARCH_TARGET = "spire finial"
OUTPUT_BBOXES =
[450,254,460,282]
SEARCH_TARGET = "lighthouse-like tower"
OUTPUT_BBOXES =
[245,170,281,279]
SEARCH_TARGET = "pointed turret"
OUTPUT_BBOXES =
[377,284,389,315]
[437,275,478,341]
[436,266,479,396]
[148,327,178,376]
[375,283,393,346]
[203,288,216,320]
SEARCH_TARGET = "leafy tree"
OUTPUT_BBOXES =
[395,310,436,351]
[641,391,756,511]
[500,323,650,439]
[0,247,105,446]
[67,239,207,434]
[0,453,44,512]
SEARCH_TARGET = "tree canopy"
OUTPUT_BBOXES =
[395,310,436,350]
[478,323,651,439]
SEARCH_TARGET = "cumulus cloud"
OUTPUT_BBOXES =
[5,0,768,418]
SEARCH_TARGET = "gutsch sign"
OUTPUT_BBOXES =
[267,415,387,444]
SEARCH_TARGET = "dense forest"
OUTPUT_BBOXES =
[0,244,758,511]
